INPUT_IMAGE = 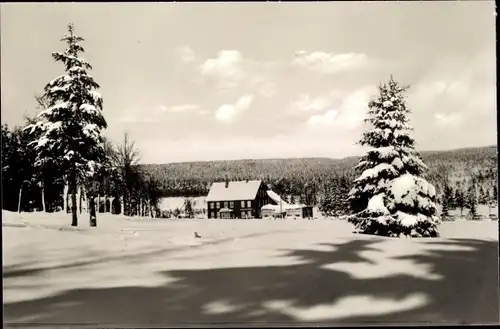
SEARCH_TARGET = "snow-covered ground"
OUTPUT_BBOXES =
[3,210,498,325]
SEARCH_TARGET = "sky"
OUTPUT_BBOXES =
[1,2,496,164]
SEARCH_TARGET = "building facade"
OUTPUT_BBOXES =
[206,180,272,219]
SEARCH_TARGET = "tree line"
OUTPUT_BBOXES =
[1,23,162,226]
[4,114,495,220]
[2,24,497,226]
[2,119,163,220]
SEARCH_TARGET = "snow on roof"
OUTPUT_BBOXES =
[261,204,285,212]
[206,180,262,202]
[266,190,289,206]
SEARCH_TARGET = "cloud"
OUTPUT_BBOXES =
[119,111,157,124]
[308,110,339,126]
[155,104,201,113]
[235,94,254,110]
[292,90,343,113]
[293,51,369,74]
[119,103,202,124]
[198,50,277,97]
[169,104,201,112]
[199,50,245,90]
[215,94,254,122]
[177,45,195,63]
[434,112,463,126]
[307,87,376,130]
[249,75,277,98]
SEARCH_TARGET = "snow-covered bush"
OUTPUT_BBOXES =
[348,76,440,237]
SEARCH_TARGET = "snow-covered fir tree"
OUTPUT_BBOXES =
[348,76,440,237]
[440,184,454,220]
[320,174,351,218]
[466,183,478,219]
[26,23,107,227]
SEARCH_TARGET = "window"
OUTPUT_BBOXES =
[247,200,251,208]
[210,202,214,209]
[216,202,220,208]
[241,201,245,208]
[224,201,228,208]
[230,201,234,208]
[247,210,252,218]
[210,212,214,218]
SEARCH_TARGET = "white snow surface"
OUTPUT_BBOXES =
[267,190,290,206]
[382,100,393,108]
[391,157,404,169]
[368,146,398,159]
[3,210,497,324]
[366,194,389,215]
[391,174,436,202]
[395,211,421,227]
[355,163,397,182]
[82,123,99,140]
[36,136,50,148]
[80,104,99,114]
[89,90,102,102]
[39,102,69,117]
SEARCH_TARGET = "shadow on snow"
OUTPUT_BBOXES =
[3,238,499,326]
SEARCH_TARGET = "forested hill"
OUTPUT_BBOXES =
[140,145,498,199]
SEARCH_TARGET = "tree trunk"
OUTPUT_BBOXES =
[97,194,101,214]
[86,189,90,214]
[121,195,125,216]
[64,182,69,213]
[78,186,82,214]
[41,186,46,212]
[18,185,23,213]
[70,169,78,227]
[89,194,97,227]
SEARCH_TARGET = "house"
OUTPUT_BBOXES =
[261,203,313,219]
[206,180,272,219]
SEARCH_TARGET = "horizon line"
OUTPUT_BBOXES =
[140,144,497,166]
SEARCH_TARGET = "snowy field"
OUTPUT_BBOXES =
[3,210,499,326]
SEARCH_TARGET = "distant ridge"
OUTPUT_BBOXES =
[143,145,497,166]
[140,145,497,198]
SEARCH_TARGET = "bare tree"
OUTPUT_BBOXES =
[115,132,141,216]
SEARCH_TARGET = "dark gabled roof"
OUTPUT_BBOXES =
[206,180,262,202]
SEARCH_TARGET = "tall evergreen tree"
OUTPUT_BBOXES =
[185,199,194,218]
[320,174,351,217]
[478,185,488,205]
[440,183,454,220]
[348,76,439,237]
[26,23,107,226]
[454,186,466,217]
[466,183,478,219]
